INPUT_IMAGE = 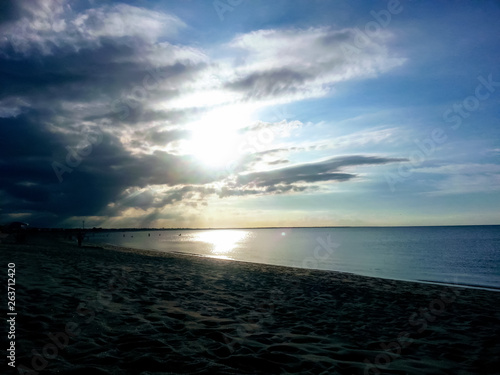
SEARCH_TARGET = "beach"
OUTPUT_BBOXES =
[1,234,499,375]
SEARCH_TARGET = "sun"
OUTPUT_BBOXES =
[188,126,240,168]
[185,105,253,169]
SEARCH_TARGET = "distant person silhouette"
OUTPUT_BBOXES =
[77,232,84,247]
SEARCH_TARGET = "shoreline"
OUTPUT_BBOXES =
[2,234,499,374]
[89,238,500,294]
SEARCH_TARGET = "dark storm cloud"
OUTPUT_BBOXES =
[110,105,190,127]
[1,41,135,98]
[0,1,21,25]
[0,1,211,226]
[0,40,204,118]
[0,110,216,226]
[238,155,407,187]
[0,112,62,162]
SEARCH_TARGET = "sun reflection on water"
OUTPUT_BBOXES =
[193,230,249,259]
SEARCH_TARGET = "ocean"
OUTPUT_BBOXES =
[88,226,500,291]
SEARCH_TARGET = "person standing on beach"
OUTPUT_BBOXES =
[77,232,84,247]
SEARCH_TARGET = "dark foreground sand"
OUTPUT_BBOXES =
[1,234,499,375]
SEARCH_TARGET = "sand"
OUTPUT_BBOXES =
[1,234,499,375]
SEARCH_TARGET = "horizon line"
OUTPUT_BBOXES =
[29,224,500,230]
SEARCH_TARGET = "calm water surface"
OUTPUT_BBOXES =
[89,226,500,290]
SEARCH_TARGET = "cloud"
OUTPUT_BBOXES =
[267,159,289,165]
[225,68,312,99]
[237,155,406,188]
[239,119,304,137]
[225,27,405,102]
[217,184,309,198]
[1,1,185,56]
[0,2,410,227]
[138,128,190,147]
[0,111,219,226]
[73,4,184,43]
[328,127,403,149]
[0,1,207,153]
[0,2,214,226]
[0,0,205,106]
[105,185,218,215]
[94,153,406,209]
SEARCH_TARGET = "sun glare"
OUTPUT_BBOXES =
[194,230,249,259]
[185,105,254,168]
[188,126,239,167]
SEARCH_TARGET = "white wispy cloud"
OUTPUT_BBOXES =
[326,126,403,149]
[223,27,405,101]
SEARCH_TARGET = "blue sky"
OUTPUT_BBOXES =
[0,0,499,228]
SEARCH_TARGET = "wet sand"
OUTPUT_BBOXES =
[1,234,499,374]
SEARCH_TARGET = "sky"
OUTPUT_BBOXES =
[1,0,499,228]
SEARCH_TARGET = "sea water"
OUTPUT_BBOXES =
[88,226,500,290]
